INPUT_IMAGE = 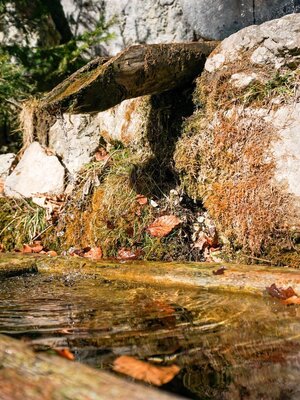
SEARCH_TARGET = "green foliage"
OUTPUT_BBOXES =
[0,0,114,148]
[5,17,114,91]
[0,49,34,146]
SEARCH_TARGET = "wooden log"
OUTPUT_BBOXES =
[39,42,217,114]
[0,334,184,400]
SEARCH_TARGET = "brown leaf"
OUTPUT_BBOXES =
[22,244,34,253]
[213,266,226,275]
[282,296,300,305]
[113,356,180,386]
[266,283,297,300]
[83,247,103,260]
[147,215,181,238]
[47,250,58,257]
[136,194,148,205]
[95,148,109,162]
[117,248,143,261]
[54,348,75,361]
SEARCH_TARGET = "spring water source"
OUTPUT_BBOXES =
[1,264,300,399]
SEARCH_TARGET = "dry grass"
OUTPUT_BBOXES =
[175,64,299,257]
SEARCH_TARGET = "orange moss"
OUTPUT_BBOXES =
[175,66,299,257]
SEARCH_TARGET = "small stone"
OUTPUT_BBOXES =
[0,153,15,179]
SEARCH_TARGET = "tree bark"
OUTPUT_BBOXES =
[39,42,217,114]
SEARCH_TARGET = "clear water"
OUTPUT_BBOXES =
[1,269,300,399]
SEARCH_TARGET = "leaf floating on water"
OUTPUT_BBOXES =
[113,355,180,386]
[266,283,297,300]
[213,266,226,275]
[282,295,300,305]
[147,215,181,238]
[55,348,75,361]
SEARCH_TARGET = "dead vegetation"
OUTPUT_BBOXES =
[175,62,300,261]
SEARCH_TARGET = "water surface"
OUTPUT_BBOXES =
[1,268,300,399]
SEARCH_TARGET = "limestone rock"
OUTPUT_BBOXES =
[49,114,101,176]
[61,0,299,55]
[0,153,15,179]
[175,14,300,257]
[205,13,300,73]
[48,97,148,177]
[4,142,65,198]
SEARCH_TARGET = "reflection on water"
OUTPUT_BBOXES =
[1,270,300,399]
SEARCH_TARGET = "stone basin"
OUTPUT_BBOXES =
[1,254,300,399]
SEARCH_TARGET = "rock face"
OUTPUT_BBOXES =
[49,114,102,176]
[61,0,299,55]
[48,97,148,177]
[175,14,300,257]
[4,142,65,198]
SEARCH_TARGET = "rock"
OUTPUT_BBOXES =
[175,14,300,259]
[0,153,15,179]
[49,114,101,176]
[4,142,65,198]
[0,153,15,196]
[61,0,299,55]
[205,13,300,73]
[47,97,150,177]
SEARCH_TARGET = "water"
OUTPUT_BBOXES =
[1,268,300,399]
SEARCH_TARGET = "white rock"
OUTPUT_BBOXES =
[4,142,65,198]
[49,114,101,176]
[205,13,300,72]
[0,153,15,179]
[269,104,300,198]
[48,97,147,179]
[230,72,258,89]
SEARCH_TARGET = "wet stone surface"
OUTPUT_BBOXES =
[1,268,300,399]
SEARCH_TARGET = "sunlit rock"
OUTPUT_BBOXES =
[4,142,65,198]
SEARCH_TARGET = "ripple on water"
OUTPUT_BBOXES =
[1,272,300,399]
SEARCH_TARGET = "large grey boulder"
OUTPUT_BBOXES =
[4,142,65,198]
[61,0,299,55]
[175,13,300,258]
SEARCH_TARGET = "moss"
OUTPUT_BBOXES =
[175,63,299,261]
[0,197,48,250]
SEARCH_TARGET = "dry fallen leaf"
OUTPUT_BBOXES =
[113,356,180,386]
[266,283,297,300]
[54,348,75,361]
[213,266,226,275]
[147,215,181,238]
[136,194,148,206]
[47,250,58,257]
[95,148,110,162]
[117,248,143,261]
[83,247,103,260]
[22,244,34,253]
[282,296,300,305]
